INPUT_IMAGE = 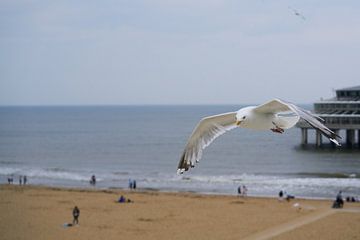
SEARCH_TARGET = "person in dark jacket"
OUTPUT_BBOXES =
[72,206,80,225]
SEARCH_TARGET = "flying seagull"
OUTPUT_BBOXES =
[288,6,306,20]
[177,99,341,173]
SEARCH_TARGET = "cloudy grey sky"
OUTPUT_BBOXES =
[1,0,359,105]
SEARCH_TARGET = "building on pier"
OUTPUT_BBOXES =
[297,86,360,147]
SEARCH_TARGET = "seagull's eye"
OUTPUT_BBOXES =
[242,116,246,119]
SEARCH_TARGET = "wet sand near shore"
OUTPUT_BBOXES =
[0,185,359,240]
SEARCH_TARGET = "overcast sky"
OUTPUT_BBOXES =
[0,0,359,105]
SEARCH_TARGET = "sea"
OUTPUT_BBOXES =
[0,105,359,199]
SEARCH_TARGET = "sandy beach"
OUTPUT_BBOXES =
[0,185,359,240]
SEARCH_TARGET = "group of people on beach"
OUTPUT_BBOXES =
[332,190,359,208]
[69,193,133,226]
[88,175,139,190]
[7,175,27,185]
[69,174,138,225]
[277,189,359,208]
[237,185,247,197]
[128,179,137,189]
[278,190,295,201]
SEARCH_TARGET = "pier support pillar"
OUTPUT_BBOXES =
[301,128,308,145]
[316,131,322,147]
[346,129,355,147]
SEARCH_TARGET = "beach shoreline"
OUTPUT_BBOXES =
[1,181,343,201]
[1,184,359,240]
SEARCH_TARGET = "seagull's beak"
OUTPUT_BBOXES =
[236,120,242,126]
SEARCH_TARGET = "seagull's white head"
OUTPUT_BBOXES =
[235,107,253,126]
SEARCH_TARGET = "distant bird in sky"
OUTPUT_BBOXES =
[288,6,306,20]
[177,99,341,173]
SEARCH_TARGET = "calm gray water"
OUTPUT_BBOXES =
[0,105,359,199]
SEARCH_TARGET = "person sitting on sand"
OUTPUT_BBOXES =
[72,206,80,225]
[118,195,132,203]
[286,195,295,201]
[118,195,126,203]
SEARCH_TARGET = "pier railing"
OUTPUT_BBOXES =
[297,116,360,129]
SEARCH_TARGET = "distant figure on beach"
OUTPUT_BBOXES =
[9,175,13,184]
[118,195,132,203]
[118,195,126,203]
[237,185,247,197]
[333,191,344,208]
[286,194,295,201]
[129,179,133,189]
[72,206,80,225]
[284,191,295,201]
[237,186,242,197]
[23,175,27,185]
[19,175,22,185]
[278,190,284,200]
[128,179,137,189]
[90,175,96,186]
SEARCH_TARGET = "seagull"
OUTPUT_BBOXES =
[288,6,306,21]
[177,99,341,173]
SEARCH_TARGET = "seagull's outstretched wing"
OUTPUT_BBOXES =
[177,112,237,173]
[254,99,341,146]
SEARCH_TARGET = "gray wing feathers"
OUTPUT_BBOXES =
[276,99,341,145]
[177,112,237,173]
[255,98,340,145]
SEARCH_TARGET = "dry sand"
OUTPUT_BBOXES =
[0,185,359,240]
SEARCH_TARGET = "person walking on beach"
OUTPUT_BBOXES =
[72,206,80,225]
[129,179,133,189]
[90,175,96,185]
[19,175,22,185]
[237,185,242,197]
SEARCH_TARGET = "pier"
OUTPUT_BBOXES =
[297,86,360,147]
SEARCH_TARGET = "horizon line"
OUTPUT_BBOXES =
[0,102,313,107]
